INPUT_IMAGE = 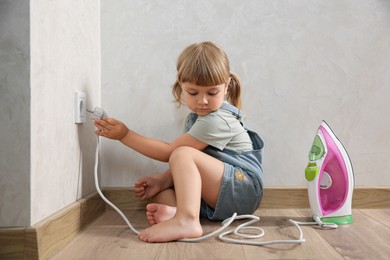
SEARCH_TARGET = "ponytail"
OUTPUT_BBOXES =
[172,79,182,107]
[226,72,242,109]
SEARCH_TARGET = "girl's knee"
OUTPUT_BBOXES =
[169,146,197,163]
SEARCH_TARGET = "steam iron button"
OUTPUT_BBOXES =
[309,136,325,161]
[305,165,319,181]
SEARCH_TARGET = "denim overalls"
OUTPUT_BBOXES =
[185,102,264,220]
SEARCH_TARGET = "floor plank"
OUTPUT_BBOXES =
[297,209,390,260]
[359,208,390,228]
[50,208,390,260]
[240,208,343,260]
[50,211,246,260]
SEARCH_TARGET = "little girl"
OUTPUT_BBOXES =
[94,41,264,243]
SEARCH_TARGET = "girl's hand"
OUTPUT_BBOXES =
[93,117,129,141]
[133,175,165,201]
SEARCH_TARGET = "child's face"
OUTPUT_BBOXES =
[181,82,227,116]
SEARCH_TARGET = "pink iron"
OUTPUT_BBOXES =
[305,121,354,224]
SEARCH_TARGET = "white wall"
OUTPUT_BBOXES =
[0,0,100,227]
[101,0,390,187]
[30,0,100,225]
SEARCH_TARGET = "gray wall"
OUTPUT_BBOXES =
[101,0,390,187]
[0,0,30,227]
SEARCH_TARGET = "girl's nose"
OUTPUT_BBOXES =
[197,95,208,105]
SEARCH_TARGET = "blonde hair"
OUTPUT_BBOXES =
[172,42,242,109]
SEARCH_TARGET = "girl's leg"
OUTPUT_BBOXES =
[149,188,176,206]
[138,146,225,242]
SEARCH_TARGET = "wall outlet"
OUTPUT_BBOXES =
[74,91,86,123]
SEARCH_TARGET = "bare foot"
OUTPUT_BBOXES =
[146,203,176,225]
[139,215,203,242]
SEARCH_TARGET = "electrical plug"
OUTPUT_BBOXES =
[87,107,108,119]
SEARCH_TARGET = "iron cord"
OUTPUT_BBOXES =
[93,136,335,245]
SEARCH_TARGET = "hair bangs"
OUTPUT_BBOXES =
[177,42,229,86]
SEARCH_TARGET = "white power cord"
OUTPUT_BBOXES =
[90,107,336,245]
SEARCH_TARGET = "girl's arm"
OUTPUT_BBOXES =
[94,117,208,162]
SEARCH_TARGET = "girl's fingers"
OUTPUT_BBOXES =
[133,187,144,193]
[94,119,113,133]
[94,119,106,128]
[133,187,145,196]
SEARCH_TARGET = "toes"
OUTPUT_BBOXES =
[147,215,156,225]
[146,211,156,225]
[146,203,159,212]
[139,230,153,242]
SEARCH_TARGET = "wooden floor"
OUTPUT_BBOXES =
[49,208,390,260]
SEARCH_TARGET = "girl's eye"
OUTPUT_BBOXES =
[186,90,218,96]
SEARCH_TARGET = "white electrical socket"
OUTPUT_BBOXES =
[74,91,86,123]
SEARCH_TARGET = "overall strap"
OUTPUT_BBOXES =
[220,102,246,128]
[220,102,242,118]
[220,102,264,150]
[186,102,246,130]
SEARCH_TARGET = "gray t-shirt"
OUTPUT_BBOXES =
[187,106,253,151]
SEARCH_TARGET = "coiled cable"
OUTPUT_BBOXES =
[93,135,337,245]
